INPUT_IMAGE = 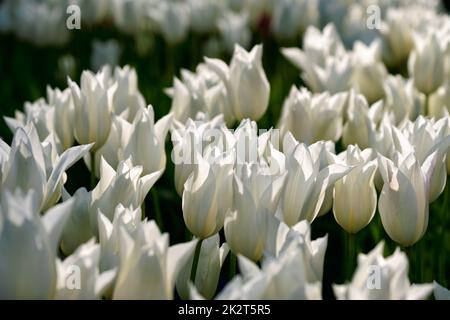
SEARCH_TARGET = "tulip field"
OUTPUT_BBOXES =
[1,0,450,301]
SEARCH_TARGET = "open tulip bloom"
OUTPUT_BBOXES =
[1,0,450,302]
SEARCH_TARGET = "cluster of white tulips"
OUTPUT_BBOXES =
[1,0,450,301]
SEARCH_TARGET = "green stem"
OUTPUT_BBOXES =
[190,239,203,284]
[346,232,356,280]
[151,188,163,230]
[90,151,96,189]
[403,246,414,281]
[424,94,429,117]
[229,252,237,280]
[141,200,146,220]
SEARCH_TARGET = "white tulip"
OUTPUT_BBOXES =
[409,33,445,95]
[225,164,285,261]
[0,190,73,299]
[47,86,75,150]
[176,234,229,299]
[90,158,160,224]
[113,221,197,299]
[281,140,350,226]
[333,242,433,299]
[205,44,270,121]
[342,90,374,149]
[278,86,346,145]
[333,146,378,234]
[97,205,143,273]
[149,1,190,45]
[266,218,328,283]
[377,152,435,246]
[122,105,172,177]
[351,41,387,104]
[183,149,234,239]
[1,125,92,211]
[55,240,116,300]
[60,188,93,255]
[217,10,251,54]
[68,69,117,152]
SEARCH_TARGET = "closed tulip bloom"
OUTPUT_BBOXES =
[148,1,190,45]
[217,10,251,54]
[333,146,378,234]
[281,142,350,226]
[409,33,445,95]
[334,242,433,300]
[224,164,285,262]
[176,234,229,299]
[205,44,270,121]
[182,150,234,239]
[429,84,450,119]
[377,152,435,247]
[0,191,73,299]
[68,70,117,152]
[113,221,197,300]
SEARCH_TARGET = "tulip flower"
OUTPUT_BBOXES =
[148,1,190,45]
[351,41,387,104]
[205,44,270,121]
[281,142,351,226]
[1,125,92,211]
[0,190,73,299]
[266,218,328,283]
[182,149,234,239]
[97,205,143,273]
[122,105,172,177]
[55,240,116,300]
[60,188,93,255]
[409,33,445,95]
[111,65,146,122]
[113,221,197,299]
[46,87,75,151]
[342,90,375,150]
[68,69,117,152]
[278,86,346,144]
[377,152,435,246]
[333,242,433,299]
[224,163,286,261]
[333,146,378,234]
[217,10,251,54]
[176,234,229,299]
[90,158,160,224]
[429,84,450,119]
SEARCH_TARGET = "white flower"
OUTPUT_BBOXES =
[333,242,433,300]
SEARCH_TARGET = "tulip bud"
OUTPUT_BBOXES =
[333,146,378,234]
[409,33,445,95]
[224,164,284,262]
[47,86,75,150]
[377,152,433,246]
[205,44,270,121]
[182,150,234,239]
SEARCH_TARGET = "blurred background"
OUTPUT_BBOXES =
[1,0,449,298]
